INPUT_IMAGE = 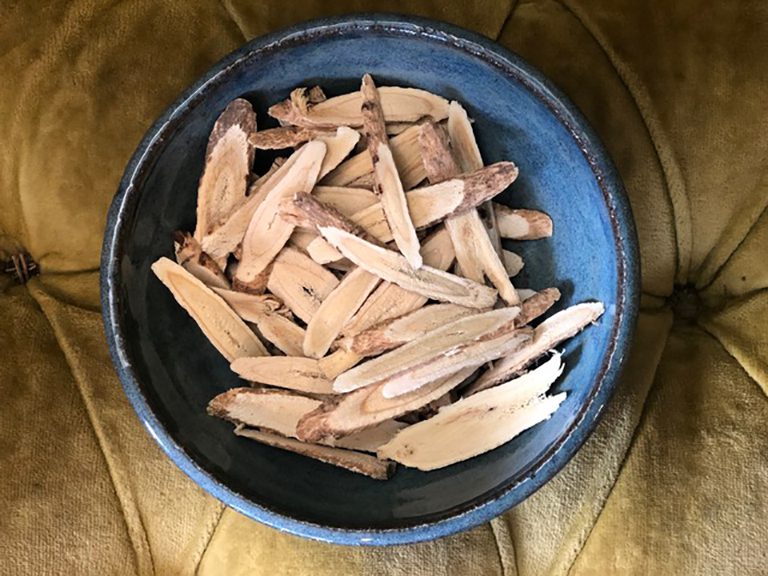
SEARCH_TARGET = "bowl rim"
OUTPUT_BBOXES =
[101,12,640,546]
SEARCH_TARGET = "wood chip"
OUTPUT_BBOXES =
[303,267,382,358]
[465,302,605,395]
[342,227,455,336]
[502,250,524,277]
[266,246,340,324]
[151,257,267,361]
[209,387,405,453]
[269,85,449,128]
[200,160,283,269]
[235,141,326,284]
[494,205,553,240]
[174,231,229,290]
[194,99,256,241]
[361,74,422,268]
[235,426,395,480]
[297,367,476,442]
[378,355,565,470]
[344,303,474,357]
[230,356,335,394]
[214,289,305,356]
[322,124,425,193]
[319,226,497,309]
[333,307,527,395]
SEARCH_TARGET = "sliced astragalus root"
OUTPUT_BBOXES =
[194,99,256,241]
[303,267,381,359]
[361,74,422,268]
[502,250,525,277]
[344,303,475,357]
[235,426,396,480]
[235,141,326,287]
[321,125,425,189]
[270,85,449,128]
[230,356,335,395]
[152,257,267,361]
[297,367,476,443]
[319,226,497,309]
[214,289,304,356]
[377,355,566,470]
[266,247,339,324]
[315,126,360,179]
[333,307,526,394]
[174,232,229,290]
[494,205,553,240]
[465,302,605,395]
[209,387,405,454]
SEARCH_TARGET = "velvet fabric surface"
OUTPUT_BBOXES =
[1,2,766,574]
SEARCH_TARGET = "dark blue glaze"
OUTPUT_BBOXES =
[101,14,639,545]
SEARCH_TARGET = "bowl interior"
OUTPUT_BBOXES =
[108,20,632,540]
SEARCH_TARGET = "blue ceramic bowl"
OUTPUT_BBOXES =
[102,14,639,545]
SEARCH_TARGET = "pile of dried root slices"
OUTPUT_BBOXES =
[153,75,605,479]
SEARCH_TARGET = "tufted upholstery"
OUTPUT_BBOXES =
[1,2,765,574]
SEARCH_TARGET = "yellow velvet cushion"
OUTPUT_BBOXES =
[0,1,765,574]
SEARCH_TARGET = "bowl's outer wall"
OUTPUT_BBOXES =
[103,16,638,544]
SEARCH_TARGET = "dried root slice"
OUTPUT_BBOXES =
[322,124,425,190]
[320,227,497,309]
[361,74,422,268]
[306,238,344,265]
[342,227,455,336]
[319,348,364,379]
[418,122,461,182]
[494,205,553,240]
[151,257,267,361]
[201,161,283,268]
[502,250,524,277]
[209,387,404,453]
[305,163,517,263]
[385,122,417,135]
[377,357,566,470]
[281,192,383,247]
[315,127,361,179]
[466,302,605,395]
[174,232,229,290]
[236,141,326,284]
[209,387,321,437]
[235,426,395,480]
[313,186,379,215]
[297,367,476,442]
[288,228,318,252]
[449,211,520,305]
[303,267,381,358]
[334,307,525,394]
[249,126,336,149]
[356,162,520,241]
[194,99,256,241]
[447,102,505,256]
[230,356,335,395]
[214,289,305,356]
[331,420,408,453]
[270,85,449,128]
[266,247,340,324]
[517,288,561,325]
[419,115,519,304]
[345,303,474,357]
